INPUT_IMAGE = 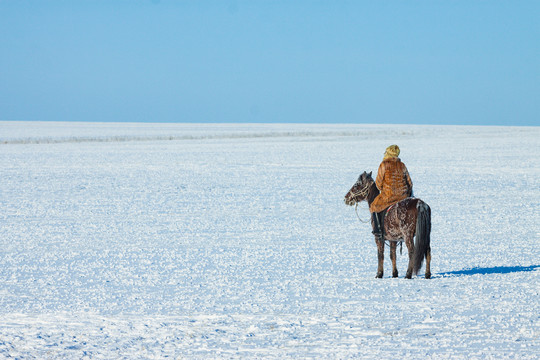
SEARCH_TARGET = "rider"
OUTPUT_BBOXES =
[370,145,413,237]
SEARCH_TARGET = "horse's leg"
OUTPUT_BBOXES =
[375,237,384,278]
[425,245,431,279]
[405,235,414,279]
[390,242,398,278]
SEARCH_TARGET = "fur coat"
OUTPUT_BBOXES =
[369,157,413,213]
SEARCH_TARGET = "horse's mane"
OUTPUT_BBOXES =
[366,173,380,205]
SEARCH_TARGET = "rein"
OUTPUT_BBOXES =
[354,203,370,223]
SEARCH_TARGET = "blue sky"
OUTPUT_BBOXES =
[1,1,538,125]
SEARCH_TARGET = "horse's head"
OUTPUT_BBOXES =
[344,171,373,206]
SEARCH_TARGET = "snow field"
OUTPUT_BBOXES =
[0,122,539,358]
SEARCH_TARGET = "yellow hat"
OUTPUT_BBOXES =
[383,145,400,159]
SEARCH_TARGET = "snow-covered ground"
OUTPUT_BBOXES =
[0,121,538,359]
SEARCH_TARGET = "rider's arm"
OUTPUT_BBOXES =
[404,166,413,195]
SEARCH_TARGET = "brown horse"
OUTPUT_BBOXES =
[344,171,432,279]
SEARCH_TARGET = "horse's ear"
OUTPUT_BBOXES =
[368,171,372,178]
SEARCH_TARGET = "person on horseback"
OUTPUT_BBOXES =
[370,145,413,238]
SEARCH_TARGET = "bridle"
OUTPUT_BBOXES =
[348,181,372,223]
[348,180,371,203]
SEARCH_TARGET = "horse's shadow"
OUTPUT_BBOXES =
[438,265,539,277]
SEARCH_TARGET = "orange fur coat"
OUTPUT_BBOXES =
[369,157,413,213]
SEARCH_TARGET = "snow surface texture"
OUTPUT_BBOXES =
[1,122,539,359]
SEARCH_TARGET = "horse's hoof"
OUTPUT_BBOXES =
[425,273,431,279]
[392,271,398,278]
[376,272,383,279]
[405,273,412,279]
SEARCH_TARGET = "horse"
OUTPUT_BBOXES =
[344,171,432,279]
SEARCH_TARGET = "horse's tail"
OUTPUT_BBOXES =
[413,200,431,275]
